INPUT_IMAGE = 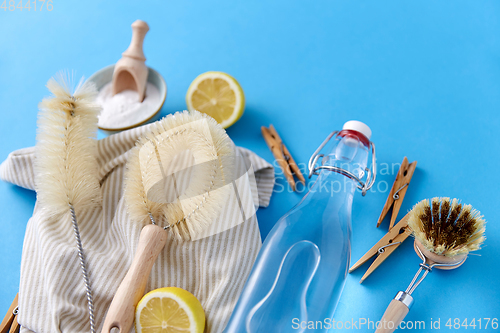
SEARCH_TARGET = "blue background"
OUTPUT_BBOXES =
[1,1,499,332]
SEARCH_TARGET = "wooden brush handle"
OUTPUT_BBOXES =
[101,224,167,333]
[375,296,412,333]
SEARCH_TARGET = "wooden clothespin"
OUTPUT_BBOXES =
[349,215,412,283]
[261,125,305,191]
[376,157,417,230]
[349,157,417,282]
[0,294,19,333]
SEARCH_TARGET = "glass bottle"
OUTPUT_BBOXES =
[225,121,375,333]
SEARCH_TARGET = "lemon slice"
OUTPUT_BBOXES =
[136,287,205,333]
[186,71,245,128]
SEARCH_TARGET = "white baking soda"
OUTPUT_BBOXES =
[97,82,161,129]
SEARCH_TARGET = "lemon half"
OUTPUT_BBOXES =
[136,287,205,333]
[186,71,245,128]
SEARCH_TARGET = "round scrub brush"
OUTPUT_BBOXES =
[376,197,486,333]
[35,73,101,333]
[101,110,234,333]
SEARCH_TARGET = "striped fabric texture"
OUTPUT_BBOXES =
[0,123,275,333]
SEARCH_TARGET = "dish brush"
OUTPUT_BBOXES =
[101,110,234,333]
[34,73,101,333]
[376,197,486,333]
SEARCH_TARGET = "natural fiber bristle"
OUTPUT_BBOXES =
[124,110,234,241]
[408,197,486,257]
[34,73,101,217]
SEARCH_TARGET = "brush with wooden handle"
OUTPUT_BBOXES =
[375,197,486,333]
[101,110,234,333]
[35,74,102,333]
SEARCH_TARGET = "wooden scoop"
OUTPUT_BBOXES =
[112,20,149,102]
[375,240,467,333]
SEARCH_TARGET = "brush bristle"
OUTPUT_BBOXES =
[124,110,234,241]
[408,197,486,257]
[34,73,101,217]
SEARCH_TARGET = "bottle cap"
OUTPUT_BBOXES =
[342,120,372,141]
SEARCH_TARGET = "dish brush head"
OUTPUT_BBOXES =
[124,110,234,241]
[34,73,101,217]
[408,197,486,257]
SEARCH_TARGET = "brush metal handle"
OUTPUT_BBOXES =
[375,291,413,333]
[101,224,167,333]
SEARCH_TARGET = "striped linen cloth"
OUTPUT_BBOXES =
[0,123,275,333]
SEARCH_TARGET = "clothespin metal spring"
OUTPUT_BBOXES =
[377,241,402,254]
[393,183,409,200]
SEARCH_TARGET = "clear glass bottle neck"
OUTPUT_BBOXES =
[307,131,370,199]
